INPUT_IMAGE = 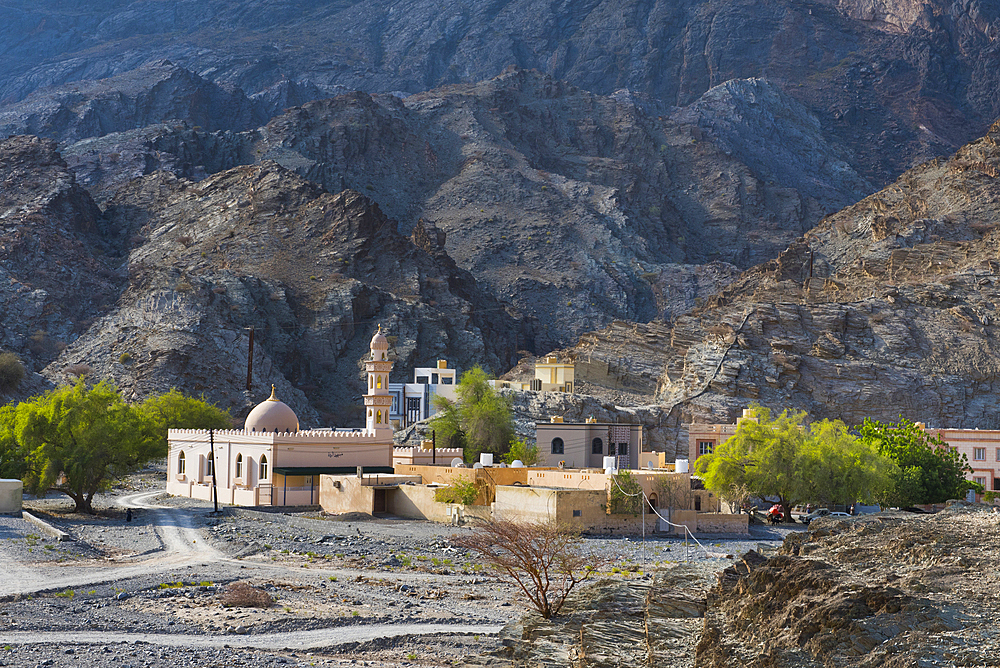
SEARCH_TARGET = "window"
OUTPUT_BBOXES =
[376,410,382,424]
[572,509,582,517]
[259,455,268,480]
[235,454,243,479]
[974,476,987,488]
[442,377,453,385]
[551,438,564,455]
[592,438,603,455]
[974,447,986,461]
[177,451,185,475]
[205,456,213,477]
[416,376,428,384]
[376,375,382,389]
[432,373,439,384]
[996,447,1000,461]
[369,376,373,388]
[698,441,714,456]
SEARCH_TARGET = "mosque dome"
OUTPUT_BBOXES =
[244,386,300,433]
[370,325,389,355]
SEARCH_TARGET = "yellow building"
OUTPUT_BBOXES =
[493,356,575,393]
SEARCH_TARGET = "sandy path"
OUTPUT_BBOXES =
[0,623,504,650]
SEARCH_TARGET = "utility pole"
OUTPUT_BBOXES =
[246,327,255,392]
[432,429,436,465]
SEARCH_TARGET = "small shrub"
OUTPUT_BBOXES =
[176,236,193,247]
[434,476,478,505]
[220,581,273,608]
[608,470,642,515]
[0,352,25,392]
[64,364,93,378]
[119,352,132,365]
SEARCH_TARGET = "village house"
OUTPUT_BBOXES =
[535,416,645,469]
[387,360,457,428]
[491,356,575,393]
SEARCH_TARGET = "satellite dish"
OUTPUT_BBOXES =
[473,462,483,469]
[511,460,525,468]
[450,457,465,467]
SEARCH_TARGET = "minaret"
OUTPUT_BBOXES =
[364,325,394,435]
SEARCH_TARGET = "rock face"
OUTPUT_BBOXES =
[0,136,122,399]
[54,69,871,351]
[0,61,265,144]
[554,120,1000,452]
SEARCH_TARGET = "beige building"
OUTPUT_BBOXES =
[493,356,575,393]
[925,427,1000,493]
[535,417,644,469]
[686,409,759,466]
[166,328,396,507]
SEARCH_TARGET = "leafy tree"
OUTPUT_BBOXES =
[695,406,894,521]
[608,469,643,515]
[11,380,161,513]
[857,417,973,506]
[430,366,514,463]
[452,518,601,618]
[140,388,233,452]
[502,438,540,466]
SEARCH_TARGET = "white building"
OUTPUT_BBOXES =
[166,327,397,507]
[387,360,457,428]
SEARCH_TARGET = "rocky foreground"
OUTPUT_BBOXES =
[457,505,1000,668]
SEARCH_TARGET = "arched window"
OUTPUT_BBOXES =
[591,438,603,455]
[259,455,269,480]
[647,493,657,514]
[551,438,564,455]
[376,410,382,424]
[368,409,373,417]
[235,454,243,479]
[376,375,382,389]
[369,375,373,388]
[178,451,186,474]
[381,352,386,360]
[206,455,213,477]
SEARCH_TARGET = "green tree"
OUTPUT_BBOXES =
[857,417,974,506]
[502,438,540,466]
[608,469,643,515]
[140,388,233,452]
[695,406,894,521]
[430,366,514,463]
[10,380,161,513]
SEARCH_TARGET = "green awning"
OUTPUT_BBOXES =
[272,466,395,476]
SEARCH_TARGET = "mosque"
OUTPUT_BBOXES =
[165,327,396,506]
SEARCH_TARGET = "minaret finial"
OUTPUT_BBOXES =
[267,384,278,401]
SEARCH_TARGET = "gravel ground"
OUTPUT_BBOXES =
[0,467,793,668]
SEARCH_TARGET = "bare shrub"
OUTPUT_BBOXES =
[176,236,193,247]
[0,352,25,392]
[220,581,273,608]
[65,364,93,378]
[452,518,601,618]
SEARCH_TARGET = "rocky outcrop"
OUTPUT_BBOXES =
[699,509,1000,667]
[0,61,264,144]
[52,161,523,423]
[553,120,1000,445]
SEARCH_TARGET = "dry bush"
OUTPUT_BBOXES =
[64,364,93,378]
[452,518,601,618]
[220,581,273,608]
[0,351,25,392]
[176,236,194,247]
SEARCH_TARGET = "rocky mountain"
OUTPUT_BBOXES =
[0,135,522,422]
[45,68,871,351]
[3,0,1000,189]
[548,119,1000,454]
